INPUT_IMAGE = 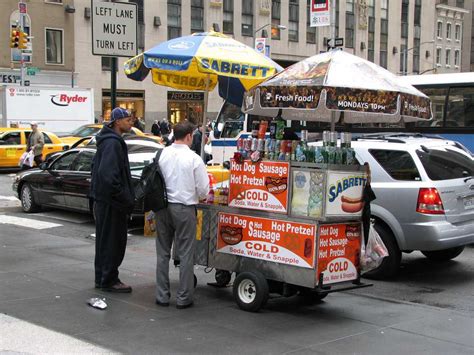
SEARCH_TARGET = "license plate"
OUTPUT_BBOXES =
[463,197,474,209]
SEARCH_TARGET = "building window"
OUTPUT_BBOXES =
[437,21,443,38]
[446,22,452,39]
[380,0,389,69]
[45,0,63,3]
[454,50,460,66]
[289,0,299,42]
[345,0,354,48]
[223,0,233,34]
[436,47,442,65]
[456,0,464,8]
[242,0,253,37]
[129,0,144,51]
[401,0,409,39]
[306,0,316,44]
[168,0,181,40]
[45,28,63,65]
[191,0,204,33]
[414,0,421,26]
[413,39,420,74]
[455,24,461,41]
[367,0,375,62]
[446,49,451,66]
[272,0,281,40]
[400,44,407,73]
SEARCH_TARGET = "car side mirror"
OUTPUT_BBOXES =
[223,161,231,170]
[62,145,70,151]
[213,128,221,139]
[39,162,48,170]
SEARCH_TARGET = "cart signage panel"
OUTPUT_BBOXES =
[317,223,361,284]
[217,213,316,268]
[228,160,289,213]
[325,171,367,216]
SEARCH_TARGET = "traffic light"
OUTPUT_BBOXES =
[10,28,20,48]
[18,31,28,50]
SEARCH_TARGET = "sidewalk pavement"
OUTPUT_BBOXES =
[1,222,473,354]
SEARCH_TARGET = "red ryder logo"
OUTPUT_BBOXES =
[50,94,88,107]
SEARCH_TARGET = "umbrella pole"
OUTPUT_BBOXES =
[200,74,210,160]
[330,111,336,132]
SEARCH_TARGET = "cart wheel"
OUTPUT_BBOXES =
[194,274,197,288]
[215,269,232,287]
[233,271,269,312]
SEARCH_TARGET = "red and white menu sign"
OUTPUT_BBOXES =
[317,223,361,285]
[228,160,289,214]
[217,212,316,269]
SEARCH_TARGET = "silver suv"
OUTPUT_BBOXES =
[350,134,474,279]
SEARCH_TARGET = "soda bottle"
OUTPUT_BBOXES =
[321,131,330,163]
[258,120,268,139]
[275,117,285,140]
[269,121,277,139]
[328,131,337,164]
[251,121,259,139]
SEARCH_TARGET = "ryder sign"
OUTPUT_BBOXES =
[229,160,289,213]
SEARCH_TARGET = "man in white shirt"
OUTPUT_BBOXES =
[155,121,209,309]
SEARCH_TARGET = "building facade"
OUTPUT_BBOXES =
[0,0,76,87]
[0,1,472,128]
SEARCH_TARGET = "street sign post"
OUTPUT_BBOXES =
[91,0,138,57]
[91,0,138,110]
[310,0,330,27]
[325,37,344,49]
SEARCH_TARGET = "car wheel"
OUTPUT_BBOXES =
[421,246,465,262]
[20,183,40,213]
[233,271,269,312]
[363,222,401,280]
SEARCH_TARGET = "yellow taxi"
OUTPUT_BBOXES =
[0,128,66,168]
[59,124,162,146]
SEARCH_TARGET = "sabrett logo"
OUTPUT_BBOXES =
[328,176,367,203]
[200,58,271,77]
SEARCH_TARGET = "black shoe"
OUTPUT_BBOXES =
[155,300,170,307]
[101,281,132,293]
[176,302,193,309]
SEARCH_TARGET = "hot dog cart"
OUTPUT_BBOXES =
[194,156,372,312]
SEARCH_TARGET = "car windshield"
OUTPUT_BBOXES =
[70,126,101,137]
[128,147,160,176]
[417,147,474,181]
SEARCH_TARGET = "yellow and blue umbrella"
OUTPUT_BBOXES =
[124,31,282,106]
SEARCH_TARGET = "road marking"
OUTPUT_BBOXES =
[1,314,114,353]
[0,195,19,201]
[0,215,62,229]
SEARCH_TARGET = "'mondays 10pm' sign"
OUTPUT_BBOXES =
[92,0,137,57]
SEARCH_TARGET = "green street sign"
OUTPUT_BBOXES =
[26,67,39,75]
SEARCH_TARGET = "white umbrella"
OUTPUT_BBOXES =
[243,50,432,124]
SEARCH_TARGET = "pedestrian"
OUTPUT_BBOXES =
[25,122,44,168]
[151,120,161,136]
[155,121,209,309]
[362,163,376,244]
[160,118,170,135]
[90,107,135,293]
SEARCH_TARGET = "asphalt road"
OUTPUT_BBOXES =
[1,172,472,315]
[1,171,473,353]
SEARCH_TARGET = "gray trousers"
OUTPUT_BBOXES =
[155,203,196,306]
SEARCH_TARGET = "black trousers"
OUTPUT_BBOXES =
[94,201,128,287]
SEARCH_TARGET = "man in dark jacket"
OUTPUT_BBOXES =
[90,107,135,293]
[151,120,161,136]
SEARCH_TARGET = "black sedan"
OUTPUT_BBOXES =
[12,139,162,216]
